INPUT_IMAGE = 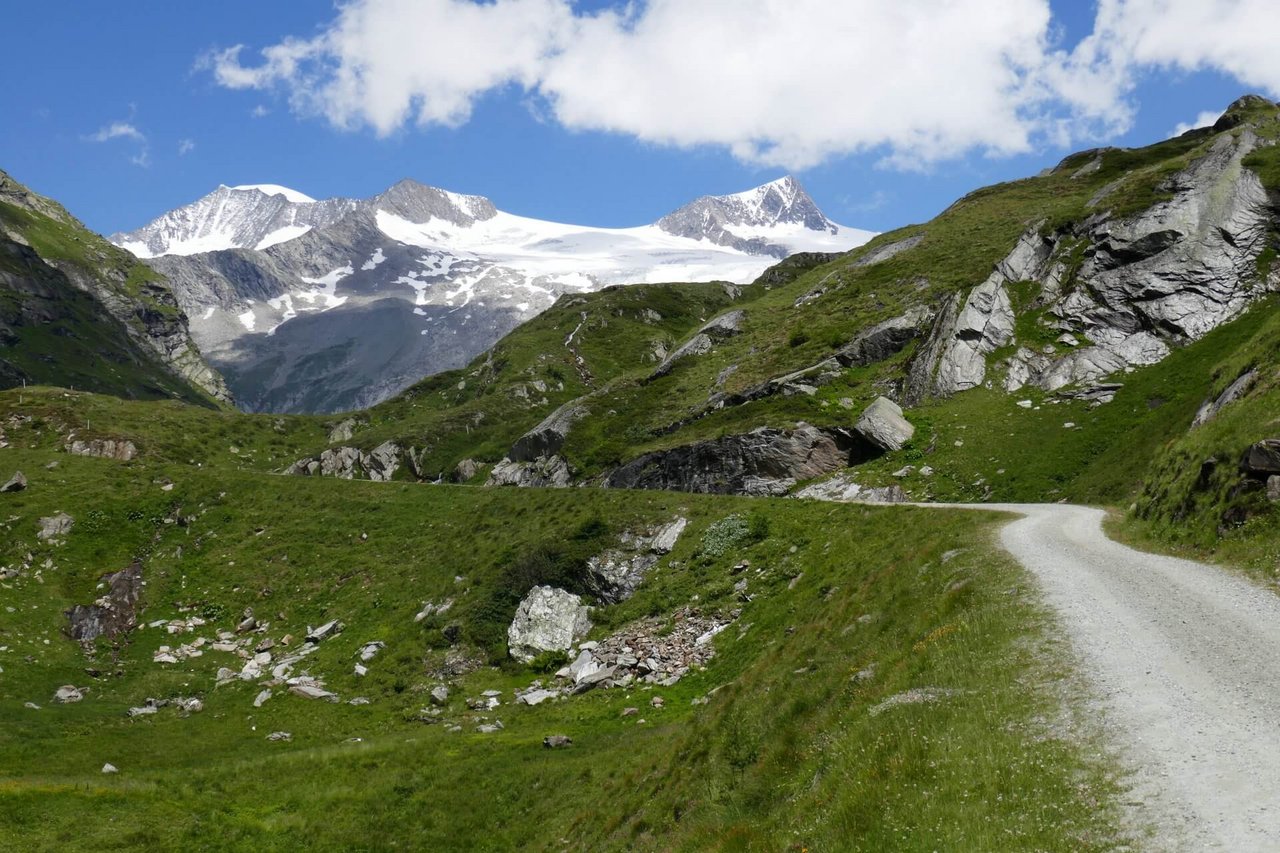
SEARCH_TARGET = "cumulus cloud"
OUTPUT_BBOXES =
[87,121,145,143]
[205,0,1280,169]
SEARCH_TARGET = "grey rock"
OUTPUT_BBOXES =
[102,763,118,774]
[306,620,343,643]
[289,684,340,702]
[508,400,590,463]
[1,471,26,493]
[834,306,933,367]
[508,586,592,662]
[54,685,84,703]
[849,234,924,268]
[65,560,143,647]
[650,310,746,379]
[453,458,481,482]
[267,731,292,742]
[1193,370,1256,428]
[430,685,450,706]
[364,441,401,482]
[37,512,74,541]
[485,454,572,488]
[604,424,859,496]
[1267,475,1280,503]
[854,396,915,452]
[794,474,906,504]
[542,735,573,749]
[1240,440,1280,478]
[327,418,358,443]
[571,665,618,694]
[65,439,138,462]
[517,688,558,706]
[253,689,273,708]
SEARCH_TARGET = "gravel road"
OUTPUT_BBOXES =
[970,503,1280,850]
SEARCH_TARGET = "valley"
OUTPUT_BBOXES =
[2,93,1280,850]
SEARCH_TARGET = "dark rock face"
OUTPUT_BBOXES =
[835,307,933,368]
[604,425,866,496]
[66,561,143,649]
[1240,440,1280,478]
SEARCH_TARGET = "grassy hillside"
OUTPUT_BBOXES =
[0,388,1127,850]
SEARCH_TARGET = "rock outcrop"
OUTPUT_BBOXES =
[284,441,403,481]
[586,517,688,604]
[1193,370,1257,428]
[507,586,592,662]
[910,123,1275,403]
[649,310,746,380]
[65,561,144,649]
[604,424,862,496]
[66,439,138,462]
[486,455,572,488]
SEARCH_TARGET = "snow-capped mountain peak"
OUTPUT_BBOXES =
[112,184,359,258]
[371,179,498,227]
[655,175,843,257]
[229,184,317,204]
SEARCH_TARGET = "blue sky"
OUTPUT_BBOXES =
[1,1,1273,237]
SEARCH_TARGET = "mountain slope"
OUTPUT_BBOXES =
[270,96,1280,515]
[0,170,229,404]
[112,177,873,413]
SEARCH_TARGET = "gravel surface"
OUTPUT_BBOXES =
[967,503,1280,850]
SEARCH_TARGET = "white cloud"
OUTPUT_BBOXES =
[178,138,196,155]
[205,0,1280,170]
[251,104,271,118]
[87,121,145,143]
[1170,110,1223,138]
[86,117,151,167]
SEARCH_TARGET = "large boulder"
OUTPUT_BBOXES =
[1240,440,1280,478]
[507,586,592,662]
[854,397,915,452]
[1,471,26,493]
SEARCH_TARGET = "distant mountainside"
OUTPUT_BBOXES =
[271,95,1280,517]
[112,176,872,413]
[0,170,228,404]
